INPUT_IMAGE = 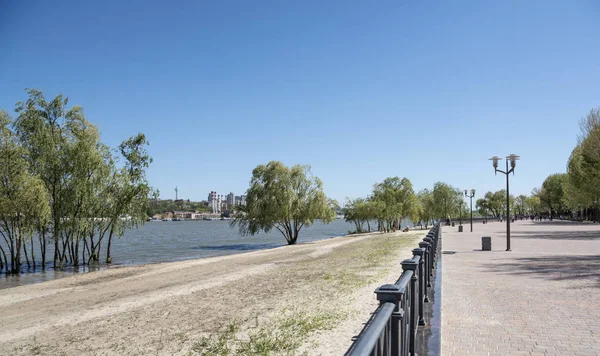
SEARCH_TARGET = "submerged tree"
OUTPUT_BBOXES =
[0,89,153,273]
[232,161,335,245]
[0,110,51,273]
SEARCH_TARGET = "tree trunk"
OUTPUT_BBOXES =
[14,237,22,274]
[74,237,80,267]
[88,232,97,264]
[23,238,31,269]
[0,244,6,272]
[106,225,115,264]
[70,238,76,265]
[54,217,60,269]
[39,229,46,269]
[31,237,36,270]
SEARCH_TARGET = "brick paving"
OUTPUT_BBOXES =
[441,220,600,356]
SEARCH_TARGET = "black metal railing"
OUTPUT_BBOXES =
[345,224,441,356]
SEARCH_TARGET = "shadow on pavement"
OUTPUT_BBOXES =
[484,255,600,288]
[511,230,600,240]
[531,220,597,226]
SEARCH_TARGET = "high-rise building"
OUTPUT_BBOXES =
[226,192,235,208]
[208,191,218,213]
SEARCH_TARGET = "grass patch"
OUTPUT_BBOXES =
[192,309,339,356]
[189,231,422,355]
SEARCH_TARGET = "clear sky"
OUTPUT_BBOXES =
[1,1,599,204]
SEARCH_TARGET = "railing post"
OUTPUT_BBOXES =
[376,284,404,356]
[412,248,426,326]
[401,258,419,356]
[426,231,436,259]
[418,240,431,292]
[423,236,434,277]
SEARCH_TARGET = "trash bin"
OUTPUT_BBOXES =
[458,225,463,232]
[482,236,491,251]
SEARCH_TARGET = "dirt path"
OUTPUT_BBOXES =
[0,230,424,355]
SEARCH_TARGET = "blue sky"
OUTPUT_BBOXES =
[1,1,599,204]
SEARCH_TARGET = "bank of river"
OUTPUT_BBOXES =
[2,219,415,289]
[0,228,423,355]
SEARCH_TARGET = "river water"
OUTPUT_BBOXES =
[3,218,404,289]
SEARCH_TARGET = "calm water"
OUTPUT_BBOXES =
[2,219,395,289]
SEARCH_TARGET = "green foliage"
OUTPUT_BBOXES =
[0,111,51,272]
[372,177,418,230]
[538,173,567,216]
[0,89,153,272]
[231,161,335,245]
[416,189,435,228]
[563,109,600,214]
[343,197,371,232]
[432,182,462,219]
[148,199,211,216]
[344,177,418,232]
[514,195,528,216]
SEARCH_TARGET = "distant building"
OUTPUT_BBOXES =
[208,191,219,213]
[234,195,241,205]
[174,211,195,219]
[226,192,235,208]
[240,195,247,206]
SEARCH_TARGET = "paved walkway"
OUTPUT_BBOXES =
[442,220,600,356]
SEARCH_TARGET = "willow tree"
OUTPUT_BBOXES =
[0,110,50,273]
[417,189,435,228]
[231,161,335,245]
[14,90,82,268]
[105,133,153,263]
[432,182,461,220]
[372,177,418,232]
[4,89,153,270]
[344,197,375,233]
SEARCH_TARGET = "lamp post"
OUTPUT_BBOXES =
[489,154,520,251]
[464,189,475,232]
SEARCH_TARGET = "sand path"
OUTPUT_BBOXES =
[0,230,424,355]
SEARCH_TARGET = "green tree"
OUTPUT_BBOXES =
[525,193,542,215]
[432,182,461,220]
[104,133,153,263]
[344,197,370,233]
[13,89,76,268]
[476,197,489,218]
[417,189,435,228]
[372,177,418,232]
[539,174,567,217]
[514,195,528,216]
[5,89,153,270]
[231,161,335,245]
[0,110,50,273]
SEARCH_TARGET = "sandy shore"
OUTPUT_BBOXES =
[0,230,424,355]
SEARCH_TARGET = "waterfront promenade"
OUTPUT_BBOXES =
[442,220,600,355]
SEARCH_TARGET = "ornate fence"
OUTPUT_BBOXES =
[345,224,441,356]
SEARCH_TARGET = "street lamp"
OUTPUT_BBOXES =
[489,154,520,251]
[464,189,475,232]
